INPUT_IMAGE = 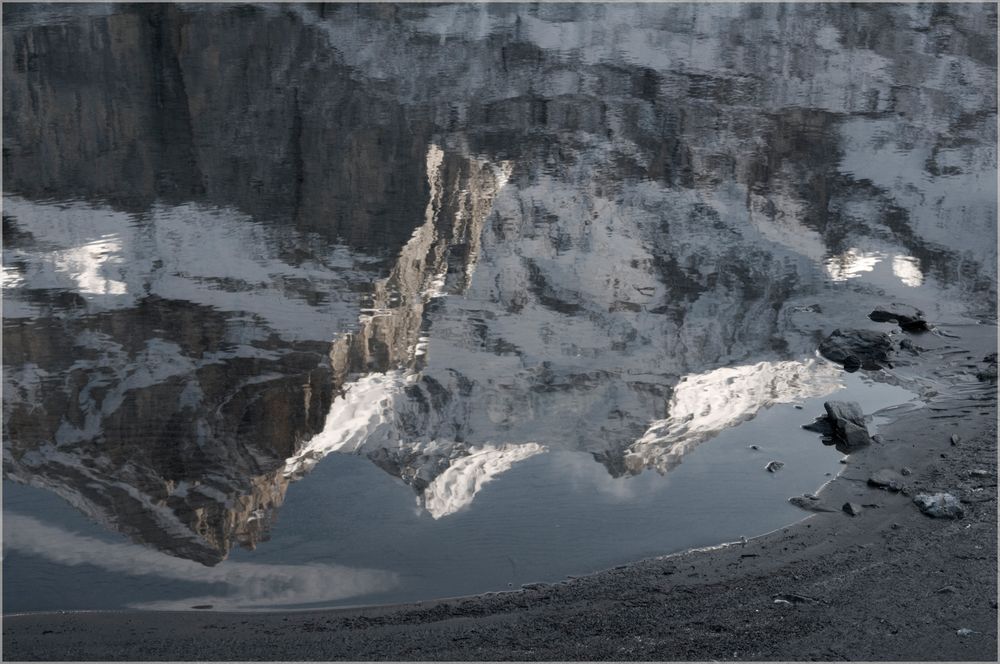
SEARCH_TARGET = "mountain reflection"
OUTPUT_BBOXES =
[3,3,996,565]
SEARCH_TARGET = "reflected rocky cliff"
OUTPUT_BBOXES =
[3,3,996,565]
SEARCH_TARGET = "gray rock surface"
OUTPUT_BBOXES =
[913,493,965,519]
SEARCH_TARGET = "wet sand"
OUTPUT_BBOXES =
[4,322,996,662]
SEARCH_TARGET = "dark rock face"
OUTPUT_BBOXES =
[818,329,894,371]
[869,303,929,332]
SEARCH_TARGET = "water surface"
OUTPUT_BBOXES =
[3,3,996,612]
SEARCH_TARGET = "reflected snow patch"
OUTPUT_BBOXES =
[892,255,924,287]
[824,248,885,282]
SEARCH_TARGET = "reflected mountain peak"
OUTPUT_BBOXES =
[2,2,995,580]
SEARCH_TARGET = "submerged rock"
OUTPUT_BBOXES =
[868,303,929,332]
[913,492,965,519]
[818,329,894,371]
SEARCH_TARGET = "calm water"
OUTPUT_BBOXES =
[2,3,996,612]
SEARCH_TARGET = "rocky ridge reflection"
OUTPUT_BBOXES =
[2,3,996,565]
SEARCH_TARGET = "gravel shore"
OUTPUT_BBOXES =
[4,323,997,662]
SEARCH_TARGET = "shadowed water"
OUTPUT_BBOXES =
[2,3,996,611]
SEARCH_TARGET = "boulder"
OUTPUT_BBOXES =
[824,401,873,450]
[819,329,894,371]
[913,492,964,519]
[868,303,929,332]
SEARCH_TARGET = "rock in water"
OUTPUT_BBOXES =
[765,460,784,473]
[913,492,965,519]
[868,303,929,332]
[818,329,894,371]
[824,401,873,450]
[868,469,905,491]
[825,401,865,427]
[842,502,863,516]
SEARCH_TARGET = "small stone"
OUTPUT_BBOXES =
[868,469,905,492]
[842,502,863,516]
[969,469,992,478]
[956,628,976,636]
[950,434,961,446]
[900,467,912,476]
[793,404,804,410]
[749,444,760,450]
[872,434,884,444]
[891,523,901,530]
[936,585,958,594]
[914,492,965,519]
[765,460,785,473]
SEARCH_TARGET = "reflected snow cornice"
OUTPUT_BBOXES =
[624,360,843,475]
